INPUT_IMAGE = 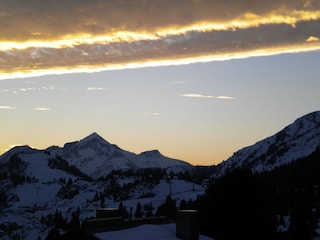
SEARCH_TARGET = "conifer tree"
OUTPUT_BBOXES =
[135,202,143,218]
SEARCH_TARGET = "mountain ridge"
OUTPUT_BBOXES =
[2,111,319,181]
[212,111,320,179]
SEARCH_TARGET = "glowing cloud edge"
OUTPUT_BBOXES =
[1,43,320,81]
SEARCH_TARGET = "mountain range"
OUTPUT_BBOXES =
[1,132,191,180]
[2,111,320,180]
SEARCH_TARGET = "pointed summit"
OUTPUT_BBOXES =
[63,132,114,154]
[63,132,110,149]
[81,132,109,144]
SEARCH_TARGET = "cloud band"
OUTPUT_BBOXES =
[1,0,320,79]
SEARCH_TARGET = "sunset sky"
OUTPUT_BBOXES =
[1,0,320,165]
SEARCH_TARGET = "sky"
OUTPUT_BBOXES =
[1,0,320,166]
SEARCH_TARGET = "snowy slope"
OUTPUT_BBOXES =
[47,132,192,179]
[95,223,212,240]
[212,111,320,179]
[0,175,204,239]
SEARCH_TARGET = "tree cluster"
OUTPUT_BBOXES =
[0,154,31,186]
[103,168,166,201]
[156,195,176,220]
[55,178,80,200]
[42,208,81,239]
[48,156,92,181]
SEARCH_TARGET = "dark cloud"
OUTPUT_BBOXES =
[0,0,320,78]
[1,0,320,40]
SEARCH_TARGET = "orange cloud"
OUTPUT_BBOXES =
[306,36,320,42]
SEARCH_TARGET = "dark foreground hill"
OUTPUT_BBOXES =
[192,146,320,240]
[192,111,320,240]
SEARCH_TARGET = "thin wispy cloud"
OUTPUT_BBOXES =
[19,84,55,92]
[170,81,185,85]
[215,96,236,100]
[87,87,105,91]
[144,112,161,116]
[0,89,10,92]
[1,85,56,94]
[0,0,320,79]
[0,105,16,110]
[33,107,51,111]
[180,93,235,100]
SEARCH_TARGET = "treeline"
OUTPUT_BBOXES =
[99,167,211,202]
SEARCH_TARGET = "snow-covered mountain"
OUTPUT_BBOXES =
[212,111,320,179]
[43,132,192,179]
[0,134,203,239]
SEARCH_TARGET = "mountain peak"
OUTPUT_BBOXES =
[79,132,110,145]
[83,132,105,141]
